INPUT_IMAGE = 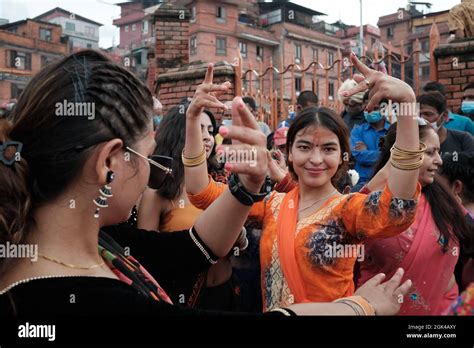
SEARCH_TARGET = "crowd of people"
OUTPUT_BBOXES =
[0,49,473,320]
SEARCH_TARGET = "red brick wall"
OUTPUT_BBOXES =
[435,41,474,112]
[156,62,234,115]
[155,8,190,78]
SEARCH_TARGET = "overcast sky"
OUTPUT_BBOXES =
[0,0,461,48]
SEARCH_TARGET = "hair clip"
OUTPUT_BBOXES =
[0,141,23,166]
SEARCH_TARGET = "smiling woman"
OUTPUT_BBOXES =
[186,54,423,311]
[357,122,473,315]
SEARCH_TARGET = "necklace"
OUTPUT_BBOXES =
[298,189,338,214]
[38,253,105,270]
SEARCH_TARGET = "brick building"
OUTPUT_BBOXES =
[113,0,162,81]
[377,3,451,88]
[34,7,102,51]
[0,19,68,103]
[435,40,474,112]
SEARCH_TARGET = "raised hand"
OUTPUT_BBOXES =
[341,52,416,112]
[217,97,268,193]
[186,63,230,119]
[266,150,287,183]
[354,268,412,315]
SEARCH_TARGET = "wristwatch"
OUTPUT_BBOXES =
[228,173,271,206]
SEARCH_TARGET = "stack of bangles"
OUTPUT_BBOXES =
[333,295,376,316]
[390,142,427,171]
[182,147,206,167]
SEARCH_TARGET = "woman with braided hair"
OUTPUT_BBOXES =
[0,50,412,326]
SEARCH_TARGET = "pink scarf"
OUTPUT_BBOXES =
[358,194,459,315]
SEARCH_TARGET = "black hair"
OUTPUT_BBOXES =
[373,122,473,254]
[153,104,186,200]
[417,91,447,114]
[423,81,446,96]
[242,96,256,111]
[286,107,350,188]
[1,50,152,275]
[154,105,220,199]
[463,83,474,92]
[297,90,319,109]
[439,152,474,204]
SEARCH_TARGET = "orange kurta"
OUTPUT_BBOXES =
[189,176,420,311]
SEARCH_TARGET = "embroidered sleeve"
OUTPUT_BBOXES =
[335,183,421,241]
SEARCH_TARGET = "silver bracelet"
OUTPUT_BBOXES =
[270,308,292,316]
[189,227,218,265]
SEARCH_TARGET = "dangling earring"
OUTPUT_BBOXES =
[93,171,115,218]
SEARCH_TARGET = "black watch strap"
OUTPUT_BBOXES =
[228,173,270,206]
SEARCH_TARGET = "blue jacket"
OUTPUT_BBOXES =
[445,112,474,135]
[350,121,390,184]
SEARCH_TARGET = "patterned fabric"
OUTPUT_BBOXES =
[447,283,474,316]
[188,177,421,311]
[99,230,173,304]
[357,194,459,315]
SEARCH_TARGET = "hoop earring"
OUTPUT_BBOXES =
[93,171,114,218]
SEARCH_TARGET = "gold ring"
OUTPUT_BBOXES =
[365,79,370,87]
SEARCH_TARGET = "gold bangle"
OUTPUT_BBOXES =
[390,156,424,170]
[391,142,427,156]
[182,147,206,167]
[183,147,206,159]
[335,296,375,316]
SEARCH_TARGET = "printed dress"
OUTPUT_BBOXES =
[189,176,420,311]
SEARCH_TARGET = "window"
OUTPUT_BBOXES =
[87,43,92,49]
[387,26,394,38]
[421,40,429,52]
[39,28,52,41]
[295,77,302,93]
[312,48,318,62]
[41,55,52,67]
[85,26,95,36]
[132,24,136,31]
[406,43,412,54]
[216,37,226,55]
[11,84,24,99]
[420,65,430,77]
[142,20,148,34]
[125,25,129,32]
[216,5,226,22]
[190,35,197,55]
[256,45,263,61]
[329,82,334,100]
[8,50,31,70]
[191,6,196,22]
[66,22,75,31]
[328,52,334,66]
[295,44,301,63]
[239,42,247,58]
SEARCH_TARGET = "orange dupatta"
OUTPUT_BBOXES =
[276,187,310,303]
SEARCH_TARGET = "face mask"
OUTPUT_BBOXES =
[461,100,474,114]
[430,121,440,131]
[364,111,383,124]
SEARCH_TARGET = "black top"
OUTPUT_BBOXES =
[441,129,474,156]
[0,224,286,317]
